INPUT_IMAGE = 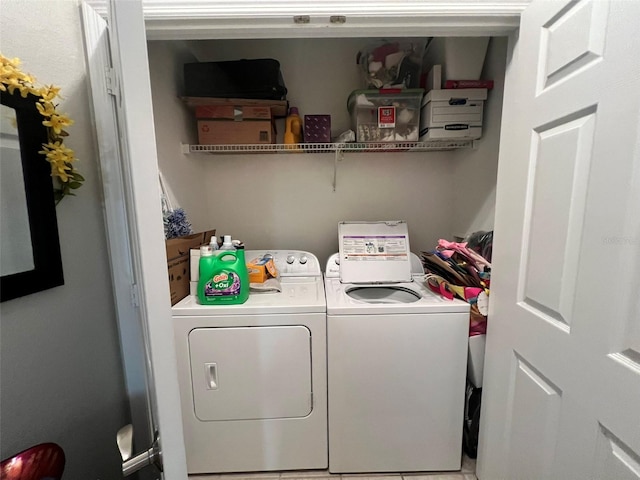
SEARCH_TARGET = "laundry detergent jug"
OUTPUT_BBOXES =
[197,244,249,305]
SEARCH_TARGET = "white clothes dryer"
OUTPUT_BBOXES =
[172,250,327,474]
[325,221,470,473]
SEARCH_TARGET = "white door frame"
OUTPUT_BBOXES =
[85,0,530,476]
[82,1,188,477]
[86,0,529,39]
[81,4,156,459]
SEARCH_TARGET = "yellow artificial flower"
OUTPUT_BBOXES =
[5,76,22,93]
[36,101,56,117]
[39,141,76,164]
[6,56,20,67]
[2,52,83,201]
[39,140,62,154]
[42,113,74,135]
[51,162,72,182]
[40,84,60,102]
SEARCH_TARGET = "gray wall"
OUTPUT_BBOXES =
[0,1,129,478]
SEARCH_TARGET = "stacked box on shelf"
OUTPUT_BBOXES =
[304,115,331,143]
[184,59,287,101]
[196,105,275,145]
[347,89,424,142]
[419,88,487,140]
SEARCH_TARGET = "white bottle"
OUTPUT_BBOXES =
[209,235,219,250]
[220,235,234,250]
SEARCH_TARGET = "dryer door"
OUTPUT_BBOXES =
[189,326,312,421]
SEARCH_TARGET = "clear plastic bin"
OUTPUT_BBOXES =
[347,89,424,143]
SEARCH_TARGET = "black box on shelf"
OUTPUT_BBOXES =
[184,59,288,101]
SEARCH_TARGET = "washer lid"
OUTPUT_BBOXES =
[338,221,412,284]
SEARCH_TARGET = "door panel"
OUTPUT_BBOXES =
[593,425,640,480]
[479,1,640,479]
[523,109,595,329]
[505,354,562,480]
[189,326,312,421]
[540,0,608,90]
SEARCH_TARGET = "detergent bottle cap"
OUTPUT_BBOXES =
[200,245,213,256]
[289,107,299,116]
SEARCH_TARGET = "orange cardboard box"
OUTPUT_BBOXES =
[195,105,272,120]
[246,256,278,283]
[166,229,216,305]
[197,120,275,145]
[196,105,275,145]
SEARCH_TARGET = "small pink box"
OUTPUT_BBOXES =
[304,115,331,143]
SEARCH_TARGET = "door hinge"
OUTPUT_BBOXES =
[130,283,140,307]
[118,424,162,476]
[105,67,119,97]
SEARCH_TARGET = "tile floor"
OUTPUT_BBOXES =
[190,455,476,480]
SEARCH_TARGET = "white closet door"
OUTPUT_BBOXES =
[479,1,640,479]
[82,1,188,478]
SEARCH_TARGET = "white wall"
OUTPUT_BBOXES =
[0,2,128,478]
[148,41,214,230]
[152,38,457,263]
[450,36,508,238]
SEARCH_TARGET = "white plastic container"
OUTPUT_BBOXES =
[423,37,490,82]
[347,89,424,142]
[467,334,486,388]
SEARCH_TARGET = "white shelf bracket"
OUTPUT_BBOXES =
[333,149,344,192]
[181,143,190,155]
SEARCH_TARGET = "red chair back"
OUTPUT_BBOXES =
[1,443,65,480]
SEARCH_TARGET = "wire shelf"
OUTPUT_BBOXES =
[184,140,474,154]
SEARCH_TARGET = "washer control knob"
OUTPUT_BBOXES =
[299,255,308,265]
[286,255,296,264]
[263,253,273,260]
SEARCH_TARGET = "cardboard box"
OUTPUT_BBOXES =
[196,105,275,145]
[195,105,272,120]
[419,88,487,140]
[304,115,331,143]
[246,256,278,283]
[166,229,215,305]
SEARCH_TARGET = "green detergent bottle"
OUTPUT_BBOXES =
[197,240,249,305]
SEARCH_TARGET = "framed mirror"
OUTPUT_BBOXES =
[1,89,64,302]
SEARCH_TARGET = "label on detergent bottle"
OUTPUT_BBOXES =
[204,271,241,297]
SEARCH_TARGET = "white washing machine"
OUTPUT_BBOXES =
[325,221,470,473]
[172,250,327,474]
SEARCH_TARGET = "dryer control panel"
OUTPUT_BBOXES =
[190,249,321,282]
[246,250,321,277]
